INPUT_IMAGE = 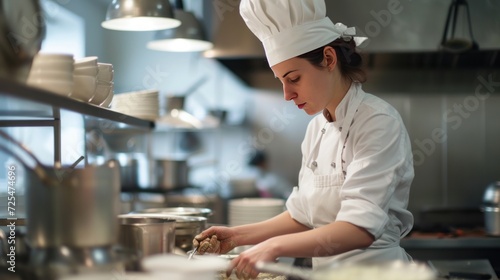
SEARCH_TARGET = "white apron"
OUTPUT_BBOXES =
[289,85,412,268]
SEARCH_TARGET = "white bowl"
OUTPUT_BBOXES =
[31,58,74,73]
[27,79,73,96]
[33,53,74,63]
[28,70,73,82]
[100,89,114,108]
[97,69,114,82]
[71,75,97,102]
[90,82,113,105]
[74,65,98,76]
[74,56,98,68]
[97,62,113,72]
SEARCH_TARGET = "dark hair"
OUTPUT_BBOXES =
[298,38,367,83]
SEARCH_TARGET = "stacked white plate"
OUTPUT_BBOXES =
[27,53,74,96]
[111,89,159,120]
[228,198,285,226]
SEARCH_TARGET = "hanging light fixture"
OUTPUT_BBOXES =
[146,0,213,52]
[440,0,479,53]
[102,0,181,32]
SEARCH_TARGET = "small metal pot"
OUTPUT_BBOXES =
[118,215,176,258]
[136,207,213,218]
[482,206,500,236]
[482,181,500,236]
[153,158,189,189]
[130,211,207,252]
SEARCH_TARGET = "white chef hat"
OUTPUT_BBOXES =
[240,0,367,67]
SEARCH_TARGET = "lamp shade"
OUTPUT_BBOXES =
[102,0,181,31]
[147,10,213,52]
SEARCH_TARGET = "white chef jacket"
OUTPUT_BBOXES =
[286,82,414,268]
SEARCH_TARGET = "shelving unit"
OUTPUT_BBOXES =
[0,78,155,163]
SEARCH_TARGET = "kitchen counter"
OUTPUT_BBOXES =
[402,230,500,277]
[402,234,500,249]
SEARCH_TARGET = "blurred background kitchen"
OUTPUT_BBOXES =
[1,0,500,277]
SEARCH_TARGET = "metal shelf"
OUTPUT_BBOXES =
[0,78,155,163]
[0,78,155,130]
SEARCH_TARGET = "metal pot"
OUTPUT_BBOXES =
[26,160,121,248]
[482,206,500,236]
[482,182,500,236]
[136,207,213,218]
[129,212,207,252]
[118,215,176,258]
[153,158,190,189]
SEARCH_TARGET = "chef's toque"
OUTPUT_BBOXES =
[239,0,367,67]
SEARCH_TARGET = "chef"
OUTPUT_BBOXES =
[193,0,414,278]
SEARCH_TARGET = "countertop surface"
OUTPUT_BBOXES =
[402,229,500,248]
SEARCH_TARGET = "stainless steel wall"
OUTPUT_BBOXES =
[248,69,500,226]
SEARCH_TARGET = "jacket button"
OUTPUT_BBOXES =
[331,162,336,168]
[312,161,317,167]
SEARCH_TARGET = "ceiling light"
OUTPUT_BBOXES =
[146,1,213,52]
[102,0,181,32]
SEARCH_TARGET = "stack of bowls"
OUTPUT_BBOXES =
[90,62,114,107]
[72,56,98,102]
[111,89,159,120]
[228,198,285,226]
[26,53,74,96]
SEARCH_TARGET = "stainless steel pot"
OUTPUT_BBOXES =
[26,160,121,248]
[482,206,500,236]
[482,181,500,236]
[118,215,176,258]
[136,207,213,218]
[129,212,207,252]
[153,158,189,189]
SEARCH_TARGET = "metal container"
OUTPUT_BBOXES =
[26,160,121,248]
[153,158,189,189]
[136,207,213,218]
[118,215,176,258]
[482,206,500,236]
[483,181,500,206]
[482,182,500,236]
[118,157,139,188]
[129,212,207,252]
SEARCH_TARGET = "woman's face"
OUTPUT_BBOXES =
[271,55,335,115]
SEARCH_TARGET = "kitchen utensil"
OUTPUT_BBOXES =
[0,130,123,277]
[483,182,500,206]
[136,207,213,218]
[118,214,176,258]
[128,212,207,252]
[187,247,197,260]
[153,158,189,189]
[152,158,216,190]
[482,182,500,236]
[26,160,121,248]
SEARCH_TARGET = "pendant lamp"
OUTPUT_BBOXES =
[146,0,213,52]
[440,0,479,53]
[102,0,181,32]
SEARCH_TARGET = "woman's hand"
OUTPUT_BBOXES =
[227,239,280,279]
[192,226,238,255]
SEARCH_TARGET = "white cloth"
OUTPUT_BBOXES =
[286,83,414,268]
[239,0,367,67]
